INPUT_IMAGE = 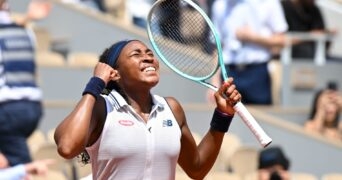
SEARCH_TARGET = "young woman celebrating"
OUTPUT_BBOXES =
[54,39,242,180]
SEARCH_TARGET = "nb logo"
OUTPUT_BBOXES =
[163,119,173,127]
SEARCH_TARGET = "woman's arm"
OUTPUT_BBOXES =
[54,63,117,159]
[167,96,221,179]
[236,27,286,49]
[169,78,240,179]
[54,95,105,159]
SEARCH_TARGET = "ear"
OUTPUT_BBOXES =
[111,69,120,81]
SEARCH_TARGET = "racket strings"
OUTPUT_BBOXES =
[148,0,218,79]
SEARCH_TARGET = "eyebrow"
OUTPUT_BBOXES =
[131,48,153,53]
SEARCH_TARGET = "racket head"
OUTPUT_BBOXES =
[146,0,228,83]
[147,0,272,147]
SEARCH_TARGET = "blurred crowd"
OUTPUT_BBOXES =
[65,0,341,105]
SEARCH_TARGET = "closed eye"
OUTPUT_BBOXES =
[147,52,154,58]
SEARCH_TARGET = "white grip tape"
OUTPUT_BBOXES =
[233,102,272,147]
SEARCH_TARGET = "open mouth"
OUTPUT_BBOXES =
[143,66,156,72]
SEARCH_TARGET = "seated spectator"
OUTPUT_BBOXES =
[305,82,342,141]
[281,0,338,60]
[0,0,49,166]
[258,146,291,180]
[0,152,55,180]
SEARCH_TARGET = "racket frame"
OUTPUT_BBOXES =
[147,0,228,91]
[147,0,272,147]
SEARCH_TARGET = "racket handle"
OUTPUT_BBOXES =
[233,102,272,148]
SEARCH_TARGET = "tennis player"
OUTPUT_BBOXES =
[54,40,241,180]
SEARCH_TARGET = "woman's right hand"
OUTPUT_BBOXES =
[214,77,241,115]
[93,62,117,86]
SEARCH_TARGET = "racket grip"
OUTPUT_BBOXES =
[233,102,272,148]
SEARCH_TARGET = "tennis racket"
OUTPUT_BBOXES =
[146,0,272,148]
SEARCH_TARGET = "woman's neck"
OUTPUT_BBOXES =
[126,91,153,113]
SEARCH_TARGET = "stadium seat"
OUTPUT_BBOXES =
[228,145,259,178]
[205,171,242,180]
[27,130,47,156]
[175,172,193,180]
[67,52,99,68]
[35,51,66,67]
[321,173,342,180]
[74,162,92,180]
[32,142,73,178]
[290,172,318,180]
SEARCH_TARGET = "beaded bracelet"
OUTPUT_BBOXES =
[210,108,234,133]
[82,76,105,99]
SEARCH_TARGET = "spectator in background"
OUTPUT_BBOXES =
[0,152,54,180]
[280,0,338,60]
[158,0,182,41]
[201,0,217,54]
[82,0,106,12]
[126,0,153,28]
[205,0,216,19]
[208,0,288,105]
[0,0,49,166]
[257,146,291,180]
[305,81,342,141]
[92,0,106,12]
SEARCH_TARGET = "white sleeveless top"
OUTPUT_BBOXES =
[86,90,181,180]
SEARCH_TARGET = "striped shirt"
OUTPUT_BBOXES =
[0,23,42,102]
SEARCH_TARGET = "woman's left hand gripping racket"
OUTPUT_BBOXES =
[146,0,272,148]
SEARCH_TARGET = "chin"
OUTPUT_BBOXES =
[149,77,159,86]
[150,79,159,87]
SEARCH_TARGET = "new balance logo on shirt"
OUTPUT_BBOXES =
[163,119,173,127]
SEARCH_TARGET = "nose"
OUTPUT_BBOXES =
[142,54,154,63]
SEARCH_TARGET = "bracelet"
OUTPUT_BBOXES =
[210,108,234,132]
[82,76,105,99]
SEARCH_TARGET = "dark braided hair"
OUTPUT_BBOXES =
[77,151,90,165]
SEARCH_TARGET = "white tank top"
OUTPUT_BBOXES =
[86,90,181,180]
